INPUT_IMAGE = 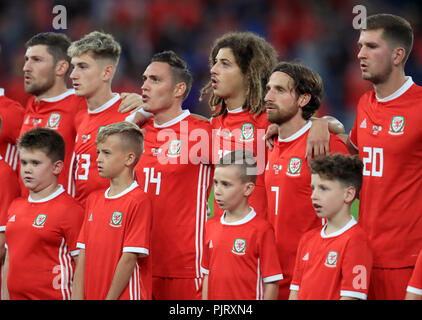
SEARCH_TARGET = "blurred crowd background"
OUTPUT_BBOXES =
[1,0,422,132]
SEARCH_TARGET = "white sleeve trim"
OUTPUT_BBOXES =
[263,274,284,283]
[290,284,299,291]
[76,242,85,249]
[348,131,358,150]
[123,246,149,256]
[201,266,209,275]
[70,249,80,256]
[340,290,367,300]
[407,285,422,296]
[0,225,5,232]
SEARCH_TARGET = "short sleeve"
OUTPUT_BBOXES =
[258,224,283,283]
[122,196,152,257]
[339,235,373,300]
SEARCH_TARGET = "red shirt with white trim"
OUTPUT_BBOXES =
[290,218,373,300]
[349,77,422,268]
[76,182,152,300]
[5,185,84,300]
[407,250,422,296]
[20,89,86,195]
[134,110,213,279]
[201,208,283,300]
[69,94,129,206]
[0,157,20,231]
[210,108,270,217]
[265,121,349,276]
[0,89,24,171]
[0,156,20,298]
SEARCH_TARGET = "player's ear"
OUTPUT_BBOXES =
[243,181,255,197]
[392,47,406,66]
[52,160,64,176]
[125,151,137,167]
[55,60,69,77]
[344,185,356,204]
[298,93,311,108]
[173,82,187,99]
[102,64,115,81]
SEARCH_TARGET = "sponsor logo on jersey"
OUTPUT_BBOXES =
[286,157,302,176]
[273,164,282,174]
[81,134,91,143]
[33,214,47,228]
[8,215,16,222]
[372,125,382,135]
[167,139,181,157]
[151,147,162,156]
[88,213,93,222]
[240,123,254,141]
[232,238,246,255]
[110,211,123,227]
[324,251,338,267]
[47,112,61,129]
[388,116,405,135]
[302,252,309,261]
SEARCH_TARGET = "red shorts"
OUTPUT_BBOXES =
[152,277,202,300]
[368,267,414,300]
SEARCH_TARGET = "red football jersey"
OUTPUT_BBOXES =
[349,77,422,268]
[0,89,24,170]
[290,218,373,300]
[19,89,86,195]
[135,110,213,279]
[0,157,20,230]
[0,157,20,298]
[68,94,130,206]
[76,182,152,300]
[265,122,349,279]
[210,107,270,217]
[201,208,283,300]
[5,185,84,300]
[407,249,422,296]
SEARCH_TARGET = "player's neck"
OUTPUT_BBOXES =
[373,69,407,100]
[108,171,135,197]
[278,114,307,140]
[86,86,114,111]
[153,102,184,126]
[34,80,68,102]
[29,182,60,201]
[224,92,246,112]
[224,202,251,223]
[324,207,352,235]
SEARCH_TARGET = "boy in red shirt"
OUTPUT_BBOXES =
[289,154,372,300]
[72,121,152,300]
[3,128,84,300]
[202,150,282,300]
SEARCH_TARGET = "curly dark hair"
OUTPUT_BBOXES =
[200,32,278,118]
[310,154,363,193]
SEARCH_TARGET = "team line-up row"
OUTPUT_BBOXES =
[1,13,422,300]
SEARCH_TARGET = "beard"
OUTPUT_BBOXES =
[24,71,56,96]
[266,103,298,125]
[362,63,393,85]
